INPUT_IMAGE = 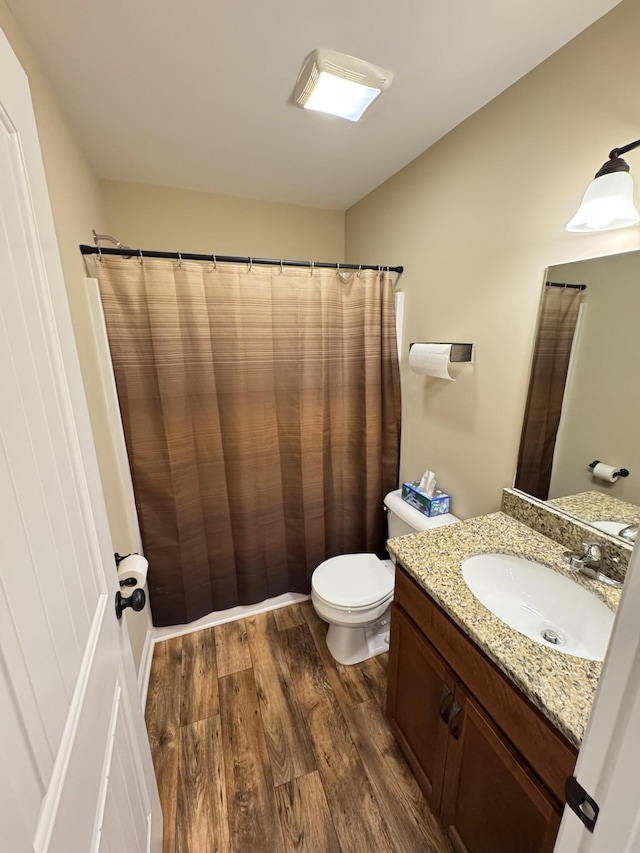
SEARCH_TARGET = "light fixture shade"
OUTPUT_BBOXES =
[566,171,640,232]
[294,49,393,122]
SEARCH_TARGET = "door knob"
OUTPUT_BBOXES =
[115,588,146,620]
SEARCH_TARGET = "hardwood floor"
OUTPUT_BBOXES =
[145,601,453,852]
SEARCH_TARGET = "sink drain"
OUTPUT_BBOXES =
[541,628,562,646]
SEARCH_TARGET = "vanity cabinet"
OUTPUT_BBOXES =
[387,566,577,853]
[386,602,454,804]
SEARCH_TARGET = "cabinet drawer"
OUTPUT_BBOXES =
[394,565,577,803]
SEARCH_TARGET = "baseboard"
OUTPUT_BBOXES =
[137,627,156,710]
[152,591,311,643]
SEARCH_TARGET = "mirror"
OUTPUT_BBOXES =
[516,250,640,541]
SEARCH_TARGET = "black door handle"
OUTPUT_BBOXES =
[115,588,146,620]
[448,700,464,739]
[438,684,453,722]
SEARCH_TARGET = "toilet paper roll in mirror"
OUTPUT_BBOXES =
[409,343,454,380]
[116,553,149,589]
[591,463,619,483]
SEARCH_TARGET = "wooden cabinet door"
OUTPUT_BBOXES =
[386,603,456,810]
[440,686,561,853]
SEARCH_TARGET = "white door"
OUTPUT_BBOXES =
[0,27,161,853]
[554,535,640,852]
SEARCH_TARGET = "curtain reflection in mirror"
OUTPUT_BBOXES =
[515,285,582,500]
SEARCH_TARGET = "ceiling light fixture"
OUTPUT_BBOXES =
[566,139,640,232]
[294,48,393,123]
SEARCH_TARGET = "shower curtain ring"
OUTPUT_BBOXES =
[97,244,102,262]
[138,249,144,266]
[280,258,284,274]
[212,254,217,270]
[177,252,182,268]
[248,257,252,272]
[357,265,362,277]
[309,261,314,276]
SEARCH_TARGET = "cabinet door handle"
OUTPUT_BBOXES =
[448,700,464,739]
[438,684,453,722]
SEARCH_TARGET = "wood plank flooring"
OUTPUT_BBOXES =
[145,602,452,852]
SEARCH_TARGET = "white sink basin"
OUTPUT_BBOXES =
[462,554,614,661]
[591,520,628,537]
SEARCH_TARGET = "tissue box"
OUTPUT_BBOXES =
[401,481,450,517]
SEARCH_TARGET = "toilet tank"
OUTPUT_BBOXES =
[383,489,458,539]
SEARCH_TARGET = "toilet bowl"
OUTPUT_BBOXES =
[311,489,459,665]
[311,553,395,665]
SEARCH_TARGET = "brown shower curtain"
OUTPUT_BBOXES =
[515,285,581,500]
[97,257,401,626]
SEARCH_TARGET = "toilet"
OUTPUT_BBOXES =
[311,488,459,665]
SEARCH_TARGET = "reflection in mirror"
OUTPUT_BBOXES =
[515,251,640,540]
[515,283,582,499]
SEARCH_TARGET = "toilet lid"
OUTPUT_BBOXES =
[312,554,394,609]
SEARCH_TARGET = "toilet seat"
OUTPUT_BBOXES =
[312,553,394,610]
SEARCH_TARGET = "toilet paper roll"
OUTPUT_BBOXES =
[116,553,149,589]
[591,462,619,483]
[409,343,454,380]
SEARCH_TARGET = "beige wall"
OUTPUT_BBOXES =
[345,0,640,521]
[548,253,640,505]
[0,3,151,668]
[101,179,345,262]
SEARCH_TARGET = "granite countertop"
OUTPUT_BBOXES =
[387,511,621,749]
[548,491,640,527]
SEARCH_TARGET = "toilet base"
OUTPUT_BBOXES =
[325,613,391,666]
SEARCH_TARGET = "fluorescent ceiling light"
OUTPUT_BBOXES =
[294,49,393,122]
[566,140,640,232]
[304,72,381,122]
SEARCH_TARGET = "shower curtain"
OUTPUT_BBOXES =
[515,285,581,500]
[97,257,401,626]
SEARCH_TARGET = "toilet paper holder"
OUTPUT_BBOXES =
[589,461,629,478]
[409,342,473,362]
[114,552,147,619]
[115,551,140,586]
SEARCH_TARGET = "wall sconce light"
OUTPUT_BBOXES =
[566,139,640,232]
[294,49,393,123]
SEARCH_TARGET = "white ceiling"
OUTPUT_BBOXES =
[8,0,621,210]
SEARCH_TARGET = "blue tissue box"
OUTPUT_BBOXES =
[401,481,450,517]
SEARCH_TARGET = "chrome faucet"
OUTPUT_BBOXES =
[562,541,623,588]
[619,523,638,543]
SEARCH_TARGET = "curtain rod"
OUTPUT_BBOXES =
[79,245,403,274]
[545,281,586,291]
